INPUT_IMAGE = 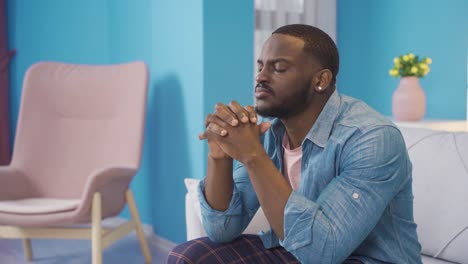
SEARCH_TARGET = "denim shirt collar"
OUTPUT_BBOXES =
[269,89,341,148]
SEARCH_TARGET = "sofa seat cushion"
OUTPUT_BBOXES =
[422,255,456,264]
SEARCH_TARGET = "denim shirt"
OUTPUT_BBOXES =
[198,91,422,264]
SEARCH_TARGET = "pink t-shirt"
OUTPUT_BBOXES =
[282,133,302,191]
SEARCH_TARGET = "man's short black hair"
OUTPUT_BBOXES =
[273,24,339,82]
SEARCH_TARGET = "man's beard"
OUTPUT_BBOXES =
[255,82,311,119]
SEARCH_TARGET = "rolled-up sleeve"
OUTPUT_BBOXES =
[280,126,410,263]
[199,161,260,243]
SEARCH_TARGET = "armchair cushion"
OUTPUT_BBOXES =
[0,198,80,214]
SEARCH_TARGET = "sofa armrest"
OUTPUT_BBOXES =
[184,178,270,241]
[399,127,468,263]
[185,191,207,240]
[244,207,269,234]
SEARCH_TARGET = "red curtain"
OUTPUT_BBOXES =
[0,0,14,165]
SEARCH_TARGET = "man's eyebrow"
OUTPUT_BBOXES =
[256,58,292,64]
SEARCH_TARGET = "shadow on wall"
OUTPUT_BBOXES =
[145,74,189,243]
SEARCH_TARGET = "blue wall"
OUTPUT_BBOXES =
[146,0,205,243]
[338,0,468,119]
[7,0,110,136]
[6,0,253,244]
[203,0,254,158]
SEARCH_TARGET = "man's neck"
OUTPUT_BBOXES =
[281,96,329,149]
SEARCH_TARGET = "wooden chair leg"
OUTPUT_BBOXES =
[22,238,33,261]
[126,189,152,263]
[92,192,103,264]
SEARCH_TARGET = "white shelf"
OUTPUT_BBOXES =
[394,120,467,132]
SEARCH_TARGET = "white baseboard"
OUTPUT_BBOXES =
[139,221,177,255]
[109,217,177,256]
[149,234,177,255]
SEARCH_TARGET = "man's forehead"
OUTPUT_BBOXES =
[260,34,305,58]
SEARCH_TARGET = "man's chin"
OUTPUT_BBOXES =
[254,105,277,118]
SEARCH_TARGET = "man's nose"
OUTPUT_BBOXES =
[256,68,269,84]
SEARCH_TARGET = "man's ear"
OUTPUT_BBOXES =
[314,69,333,93]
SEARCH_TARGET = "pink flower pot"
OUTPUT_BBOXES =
[392,76,426,121]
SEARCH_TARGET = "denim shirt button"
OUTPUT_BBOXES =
[352,192,360,199]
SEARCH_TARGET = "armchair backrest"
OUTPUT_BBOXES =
[11,61,148,198]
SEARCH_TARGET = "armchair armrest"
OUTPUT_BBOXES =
[74,167,138,221]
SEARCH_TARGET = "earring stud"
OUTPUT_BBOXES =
[318,86,323,91]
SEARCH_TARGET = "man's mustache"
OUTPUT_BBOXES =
[255,83,274,94]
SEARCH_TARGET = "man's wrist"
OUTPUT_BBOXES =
[208,154,233,163]
[241,148,269,168]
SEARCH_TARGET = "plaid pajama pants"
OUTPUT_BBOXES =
[166,234,363,264]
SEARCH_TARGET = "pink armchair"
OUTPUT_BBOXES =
[0,61,151,264]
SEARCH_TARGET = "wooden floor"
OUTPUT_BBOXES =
[0,218,174,264]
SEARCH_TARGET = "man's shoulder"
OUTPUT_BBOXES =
[336,94,396,133]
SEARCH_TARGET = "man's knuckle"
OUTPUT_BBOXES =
[214,108,224,117]
[215,103,224,110]
[210,127,219,133]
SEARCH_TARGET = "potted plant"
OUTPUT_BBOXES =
[389,53,432,121]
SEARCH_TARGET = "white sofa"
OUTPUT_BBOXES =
[185,127,468,264]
